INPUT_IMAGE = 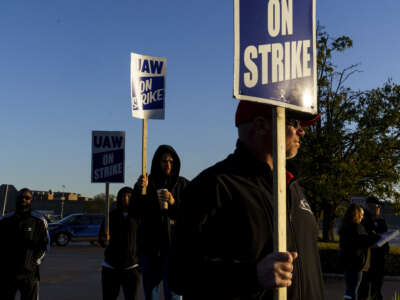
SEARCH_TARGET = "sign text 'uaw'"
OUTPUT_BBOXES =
[130,53,166,120]
[234,0,317,114]
[91,131,125,183]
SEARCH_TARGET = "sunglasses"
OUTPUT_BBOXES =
[286,119,301,129]
[21,196,32,200]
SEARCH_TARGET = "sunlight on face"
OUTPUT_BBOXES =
[353,208,364,224]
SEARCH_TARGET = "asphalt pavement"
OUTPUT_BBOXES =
[14,244,399,300]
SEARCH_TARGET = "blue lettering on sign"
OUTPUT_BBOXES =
[131,76,164,110]
[137,59,164,74]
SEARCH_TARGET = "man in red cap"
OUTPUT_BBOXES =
[168,101,324,300]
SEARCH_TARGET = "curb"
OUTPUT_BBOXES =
[323,273,400,282]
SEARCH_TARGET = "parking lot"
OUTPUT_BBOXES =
[14,243,399,300]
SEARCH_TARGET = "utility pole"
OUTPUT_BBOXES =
[1,184,9,216]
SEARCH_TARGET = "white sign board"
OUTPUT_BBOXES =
[130,52,166,119]
[234,0,317,115]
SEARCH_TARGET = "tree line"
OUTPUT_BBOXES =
[293,26,400,241]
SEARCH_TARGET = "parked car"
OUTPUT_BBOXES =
[48,213,105,246]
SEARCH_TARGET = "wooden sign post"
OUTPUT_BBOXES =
[273,106,287,300]
[142,119,148,195]
[105,183,110,237]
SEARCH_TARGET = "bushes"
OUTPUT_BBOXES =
[318,242,400,276]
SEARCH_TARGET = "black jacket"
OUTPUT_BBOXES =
[0,210,49,280]
[168,142,324,300]
[361,210,389,264]
[339,221,380,272]
[131,145,189,257]
[99,208,139,269]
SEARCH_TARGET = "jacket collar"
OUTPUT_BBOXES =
[233,140,273,178]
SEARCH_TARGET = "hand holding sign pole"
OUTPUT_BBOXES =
[141,119,148,195]
[130,53,166,195]
[234,1,316,299]
[273,106,287,300]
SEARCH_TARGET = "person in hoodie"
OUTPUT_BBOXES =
[132,145,189,300]
[99,186,140,300]
[168,101,324,300]
[0,188,50,300]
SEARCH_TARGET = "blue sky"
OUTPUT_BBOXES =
[1,1,399,197]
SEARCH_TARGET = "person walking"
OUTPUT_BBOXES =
[132,145,189,300]
[358,196,389,300]
[168,101,324,299]
[339,203,380,300]
[0,188,50,300]
[99,187,141,300]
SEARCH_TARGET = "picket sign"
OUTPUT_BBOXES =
[91,130,125,236]
[130,53,166,195]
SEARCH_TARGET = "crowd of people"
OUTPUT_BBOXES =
[0,101,391,300]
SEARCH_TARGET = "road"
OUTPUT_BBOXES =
[14,243,399,299]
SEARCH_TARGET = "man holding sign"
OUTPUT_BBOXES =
[168,101,323,299]
[132,145,188,300]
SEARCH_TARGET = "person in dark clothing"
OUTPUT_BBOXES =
[132,145,189,300]
[98,187,140,300]
[339,203,380,300]
[358,196,389,300]
[168,101,324,300]
[0,188,50,300]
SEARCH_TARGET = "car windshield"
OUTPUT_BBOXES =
[57,215,79,224]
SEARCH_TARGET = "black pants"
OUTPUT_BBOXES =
[101,266,140,300]
[0,277,39,300]
[358,266,384,300]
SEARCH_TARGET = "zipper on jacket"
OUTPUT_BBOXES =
[289,204,303,300]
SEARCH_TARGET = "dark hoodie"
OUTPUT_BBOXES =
[132,145,189,257]
[99,187,140,269]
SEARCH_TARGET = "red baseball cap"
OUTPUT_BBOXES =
[235,101,320,127]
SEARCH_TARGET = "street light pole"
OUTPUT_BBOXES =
[2,184,9,216]
[60,185,66,219]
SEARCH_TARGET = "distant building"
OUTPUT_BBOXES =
[0,184,91,218]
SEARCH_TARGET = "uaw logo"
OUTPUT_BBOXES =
[131,58,165,111]
[299,198,313,215]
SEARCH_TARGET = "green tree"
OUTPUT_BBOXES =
[84,193,116,214]
[293,27,400,241]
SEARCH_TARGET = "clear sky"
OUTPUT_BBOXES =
[1,1,399,198]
